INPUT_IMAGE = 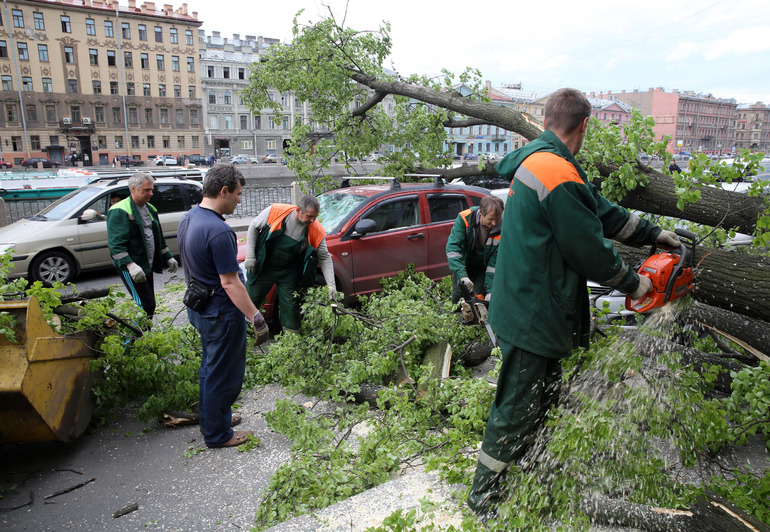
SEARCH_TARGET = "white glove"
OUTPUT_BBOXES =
[244,258,257,274]
[630,275,652,300]
[167,257,179,273]
[328,287,338,301]
[127,262,146,283]
[460,277,474,293]
[484,292,491,302]
[656,230,680,250]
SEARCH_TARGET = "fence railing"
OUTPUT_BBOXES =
[0,184,294,226]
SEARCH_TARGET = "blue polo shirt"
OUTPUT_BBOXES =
[178,205,244,316]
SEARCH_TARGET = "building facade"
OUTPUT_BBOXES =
[734,102,770,153]
[0,0,203,166]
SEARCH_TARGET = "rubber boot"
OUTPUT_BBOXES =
[467,461,505,522]
[284,328,300,334]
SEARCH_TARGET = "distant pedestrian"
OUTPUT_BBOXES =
[84,153,90,166]
[669,160,682,173]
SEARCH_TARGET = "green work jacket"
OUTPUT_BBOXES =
[107,197,172,274]
[446,206,501,295]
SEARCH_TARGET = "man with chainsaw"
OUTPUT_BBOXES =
[446,195,504,304]
[467,88,681,520]
[243,195,336,334]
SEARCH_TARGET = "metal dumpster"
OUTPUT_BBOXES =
[0,296,97,443]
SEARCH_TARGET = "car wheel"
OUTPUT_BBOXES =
[30,251,76,286]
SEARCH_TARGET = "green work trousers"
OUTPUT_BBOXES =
[467,337,562,516]
[247,264,302,331]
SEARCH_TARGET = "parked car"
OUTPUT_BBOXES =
[187,154,208,166]
[237,178,493,315]
[463,153,478,161]
[21,157,60,168]
[248,157,260,164]
[263,154,283,163]
[115,156,144,167]
[0,159,12,169]
[155,155,178,166]
[230,155,249,165]
[0,177,203,285]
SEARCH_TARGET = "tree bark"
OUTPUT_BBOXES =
[677,301,770,358]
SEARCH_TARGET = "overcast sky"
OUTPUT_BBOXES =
[194,0,770,105]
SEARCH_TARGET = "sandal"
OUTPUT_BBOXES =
[206,430,253,448]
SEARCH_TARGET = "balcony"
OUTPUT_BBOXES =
[60,119,95,133]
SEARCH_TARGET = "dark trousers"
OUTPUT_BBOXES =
[118,268,156,317]
[467,338,562,515]
[188,307,247,447]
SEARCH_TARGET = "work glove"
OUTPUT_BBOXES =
[328,287,338,302]
[484,292,491,302]
[167,257,179,273]
[252,312,269,346]
[244,258,257,274]
[460,277,474,293]
[656,230,681,250]
[630,275,653,300]
[127,262,146,284]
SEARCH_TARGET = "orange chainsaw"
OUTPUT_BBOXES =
[625,228,697,313]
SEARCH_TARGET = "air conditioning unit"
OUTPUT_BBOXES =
[62,117,72,124]
[82,117,92,125]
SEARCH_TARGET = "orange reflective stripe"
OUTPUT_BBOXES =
[307,220,325,249]
[459,208,473,228]
[267,204,296,233]
[521,152,582,192]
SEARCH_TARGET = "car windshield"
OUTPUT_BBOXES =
[33,186,103,221]
[317,192,367,233]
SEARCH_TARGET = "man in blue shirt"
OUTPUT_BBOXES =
[178,165,269,448]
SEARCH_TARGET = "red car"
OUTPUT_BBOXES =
[0,159,12,169]
[238,177,492,318]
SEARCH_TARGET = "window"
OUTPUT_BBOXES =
[208,91,216,104]
[192,136,199,148]
[162,135,170,148]
[30,135,40,150]
[61,15,71,33]
[125,82,136,95]
[238,68,245,80]
[124,51,132,68]
[253,115,260,129]
[146,135,154,148]
[224,91,232,104]
[143,83,151,96]
[107,50,116,66]
[105,21,114,38]
[160,108,169,124]
[265,139,276,151]
[158,84,166,97]
[11,136,21,150]
[188,86,195,98]
[86,18,95,35]
[98,136,106,148]
[187,57,194,72]
[115,136,123,149]
[154,26,162,42]
[46,105,56,122]
[427,194,469,223]
[223,67,230,79]
[174,85,181,97]
[67,79,78,93]
[175,109,184,124]
[17,42,28,61]
[128,107,137,123]
[172,56,179,71]
[121,22,130,39]
[42,78,52,92]
[70,105,81,122]
[64,46,75,63]
[33,12,45,30]
[361,196,420,233]
[38,44,48,61]
[190,108,199,125]
[140,53,148,68]
[156,54,165,70]
[0,41,6,59]
[268,117,276,129]
[6,102,17,121]
[145,108,153,124]
[22,76,32,91]
[185,29,193,45]
[95,106,104,122]
[112,107,122,123]
[240,115,247,129]
[110,81,118,94]
[207,65,214,77]
[138,24,147,40]
[89,49,98,65]
[26,104,36,121]
[178,135,185,147]
[170,28,178,43]
[224,115,233,129]
[12,10,24,28]
[131,135,139,148]
[209,115,218,129]
[92,80,101,94]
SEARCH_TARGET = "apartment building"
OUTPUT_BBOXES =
[734,102,770,153]
[0,0,203,166]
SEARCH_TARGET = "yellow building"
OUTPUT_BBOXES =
[0,0,203,166]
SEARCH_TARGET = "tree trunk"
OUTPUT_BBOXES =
[677,301,770,358]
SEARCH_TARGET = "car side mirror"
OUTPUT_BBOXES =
[80,208,104,222]
[353,218,377,237]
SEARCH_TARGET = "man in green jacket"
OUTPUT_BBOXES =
[107,172,178,317]
[467,88,681,519]
[446,195,504,304]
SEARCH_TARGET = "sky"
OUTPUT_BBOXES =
[192,0,770,104]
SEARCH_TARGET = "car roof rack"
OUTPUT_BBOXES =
[86,167,204,186]
[404,174,446,186]
[340,176,401,189]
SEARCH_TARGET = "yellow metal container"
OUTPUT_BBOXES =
[0,296,97,443]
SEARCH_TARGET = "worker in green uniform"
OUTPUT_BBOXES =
[243,195,336,333]
[446,195,504,304]
[467,88,681,520]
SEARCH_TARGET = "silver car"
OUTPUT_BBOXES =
[0,177,202,285]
